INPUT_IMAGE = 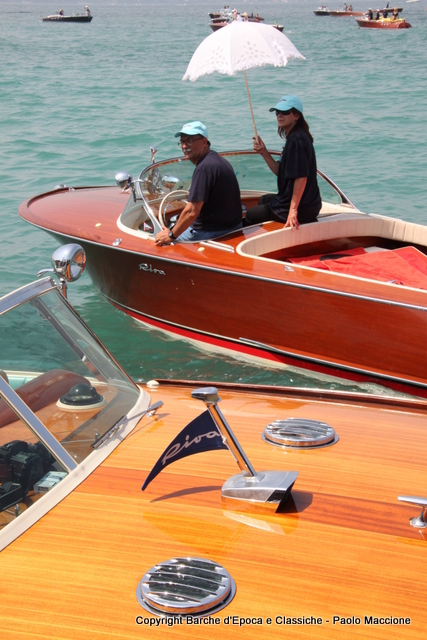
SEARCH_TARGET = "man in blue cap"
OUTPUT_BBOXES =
[155,121,242,245]
[245,95,321,230]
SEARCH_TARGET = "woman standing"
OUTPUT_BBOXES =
[245,95,321,230]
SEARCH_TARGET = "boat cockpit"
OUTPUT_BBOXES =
[116,150,358,240]
[115,150,427,289]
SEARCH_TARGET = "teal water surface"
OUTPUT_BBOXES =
[0,0,426,390]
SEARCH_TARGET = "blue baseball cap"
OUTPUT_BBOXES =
[175,121,208,138]
[269,95,303,114]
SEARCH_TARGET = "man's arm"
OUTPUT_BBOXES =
[155,201,203,245]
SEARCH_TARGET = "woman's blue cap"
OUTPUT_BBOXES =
[175,121,208,138]
[269,95,303,114]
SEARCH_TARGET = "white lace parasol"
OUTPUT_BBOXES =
[183,21,305,136]
[183,21,304,81]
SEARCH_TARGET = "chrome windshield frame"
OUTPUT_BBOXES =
[0,277,150,551]
[316,168,358,209]
[1,278,138,389]
[0,277,57,316]
[135,149,358,213]
[0,277,141,470]
[134,180,163,236]
[0,376,78,471]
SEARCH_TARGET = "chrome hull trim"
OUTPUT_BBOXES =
[32,226,427,314]
[106,296,427,392]
[239,338,427,391]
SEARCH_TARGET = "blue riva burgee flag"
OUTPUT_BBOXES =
[142,410,228,490]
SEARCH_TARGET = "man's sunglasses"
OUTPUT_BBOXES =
[178,135,203,147]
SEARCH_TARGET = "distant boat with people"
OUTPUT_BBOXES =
[316,4,404,17]
[355,7,410,28]
[209,9,282,31]
[210,19,284,32]
[42,7,93,23]
[209,7,264,22]
[314,7,331,15]
[314,4,363,16]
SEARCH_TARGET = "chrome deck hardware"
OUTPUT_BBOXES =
[92,400,163,450]
[137,557,236,617]
[115,171,133,191]
[37,244,86,298]
[263,417,337,449]
[191,387,298,512]
[398,496,427,528]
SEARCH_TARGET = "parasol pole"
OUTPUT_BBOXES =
[243,69,258,141]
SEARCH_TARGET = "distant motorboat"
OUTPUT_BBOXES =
[209,19,283,32]
[330,6,403,17]
[209,20,229,31]
[355,15,411,28]
[42,13,93,23]
[314,7,331,15]
[208,7,271,33]
[209,8,265,21]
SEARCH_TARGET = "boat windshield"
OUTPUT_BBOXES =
[0,280,140,533]
[137,150,348,206]
[118,151,354,237]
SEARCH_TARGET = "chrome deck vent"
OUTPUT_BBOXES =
[263,418,338,449]
[137,557,236,617]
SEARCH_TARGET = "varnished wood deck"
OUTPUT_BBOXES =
[1,382,426,638]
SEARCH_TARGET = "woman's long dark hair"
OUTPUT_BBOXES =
[278,110,314,143]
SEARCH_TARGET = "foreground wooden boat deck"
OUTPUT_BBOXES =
[1,381,426,639]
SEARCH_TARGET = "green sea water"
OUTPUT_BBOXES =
[0,0,426,390]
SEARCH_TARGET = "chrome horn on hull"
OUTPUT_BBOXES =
[37,244,86,298]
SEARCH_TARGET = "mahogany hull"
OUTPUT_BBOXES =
[329,10,364,16]
[209,21,229,31]
[42,15,93,22]
[18,185,427,397]
[50,231,427,396]
[355,18,411,28]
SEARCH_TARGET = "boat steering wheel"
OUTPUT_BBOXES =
[159,190,189,229]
